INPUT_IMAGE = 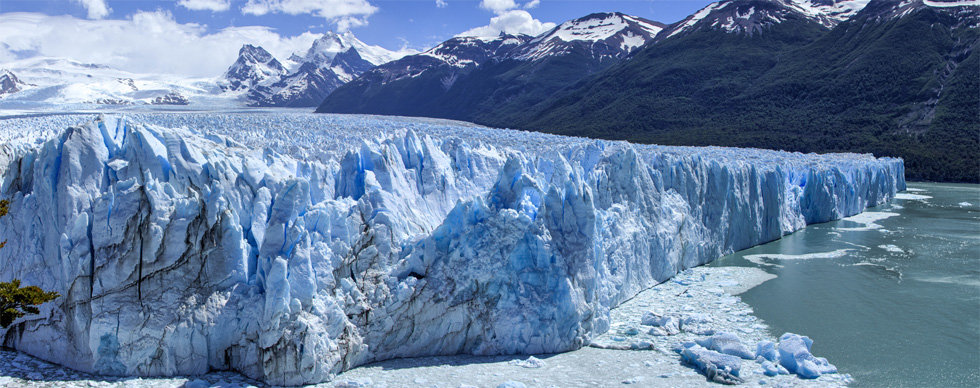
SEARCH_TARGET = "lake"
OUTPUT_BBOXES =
[711,182,980,387]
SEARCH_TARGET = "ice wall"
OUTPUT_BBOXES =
[0,115,904,385]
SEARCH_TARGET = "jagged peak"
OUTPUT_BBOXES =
[299,31,411,67]
[853,0,980,21]
[512,12,665,61]
[537,12,666,43]
[236,44,276,64]
[661,0,872,39]
[419,34,533,68]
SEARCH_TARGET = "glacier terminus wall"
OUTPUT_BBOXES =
[0,113,905,385]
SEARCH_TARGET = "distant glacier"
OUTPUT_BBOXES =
[0,113,904,385]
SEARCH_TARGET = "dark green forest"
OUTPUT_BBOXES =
[490,9,979,182]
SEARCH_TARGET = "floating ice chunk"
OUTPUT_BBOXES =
[335,378,373,388]
[777,333,838,379]
[508,356,546,368]
[497,381,527,388]
[878,244,904,253]
[677,343,743,385]
[696,332,755,359]
[894,193,931,200]
[622,376,644,384]
[755,341,777,362]
[838,211,900,231]
[958,202,972,207]
[641,311,681,335]
[758,359,789,377]
[680,313,714,335]
[630,340,655,350]
[745,249,851,267]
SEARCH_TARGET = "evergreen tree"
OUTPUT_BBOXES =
[0,199,61,328]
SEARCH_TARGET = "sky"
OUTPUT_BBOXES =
[0,0,716,77]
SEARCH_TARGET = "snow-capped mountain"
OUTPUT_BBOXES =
[660,0,871,39]
[238,31,416,107]
[512,12,665,61]
[857,0,980,20]
[485,0,980,183]
[317,13,664,122]
[223,44,287,91]
[0,69,31,97]
[420,34,532,69]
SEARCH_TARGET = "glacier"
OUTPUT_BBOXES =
[0,113,904,385]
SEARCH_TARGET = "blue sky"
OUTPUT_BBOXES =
[0,0,715,76]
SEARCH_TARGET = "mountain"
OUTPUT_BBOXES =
[222,44,287,91]
[469,0,980,182]
[232,31,414,107]
[0,57,226,107]
[0,69,31,97]
[316,12,665,122]
[657,0,870,39]
[0,113,902,385]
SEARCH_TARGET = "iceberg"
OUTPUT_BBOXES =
[0,113,904,385]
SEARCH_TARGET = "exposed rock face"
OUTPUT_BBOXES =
[223,45,288,92]
[0,70,30,97]
[150,91,190,105]
[0,115,904,385]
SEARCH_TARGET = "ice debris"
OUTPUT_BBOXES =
[675,342,743,385]
[696,332,755,359]
[778,333,839,379]
[508,356,546,368]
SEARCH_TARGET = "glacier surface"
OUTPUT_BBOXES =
[0,113,904,385]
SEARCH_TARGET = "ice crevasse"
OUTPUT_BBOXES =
[0,114,904,385]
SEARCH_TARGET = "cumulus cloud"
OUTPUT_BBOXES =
[178,0,232,12]
[436,0,448,8]
[457,9,555,38]
[479,0,518,14]
[242,0,377,31]
[0,11,320,77]
[71,0,111,19]
[523,0,540,9]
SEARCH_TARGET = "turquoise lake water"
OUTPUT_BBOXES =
[711,182,980,387]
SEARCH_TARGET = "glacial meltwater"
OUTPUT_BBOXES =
[710,182,980,387]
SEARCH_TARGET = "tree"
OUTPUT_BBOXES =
[1,279,60,328]
[0,199,61,328]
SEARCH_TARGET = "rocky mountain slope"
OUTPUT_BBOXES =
[317,12,665,122]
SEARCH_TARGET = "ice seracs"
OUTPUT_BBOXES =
[0,113,904,385]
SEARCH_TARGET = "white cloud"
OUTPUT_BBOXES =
[436,0,448,8]
[71,0,111,19]
[523,0,540,9]
[0,11,321,78]
[479,0,518,14]
[178,0,232,12]
[242,0,378,31]
[457,9,555,38]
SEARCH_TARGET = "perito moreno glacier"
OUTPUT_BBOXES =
[0,113,904,385]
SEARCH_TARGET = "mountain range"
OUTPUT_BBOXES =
[317,12,665,123]
[0,31,413,108]
[225,31,412,107]
[317,0,980,183]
